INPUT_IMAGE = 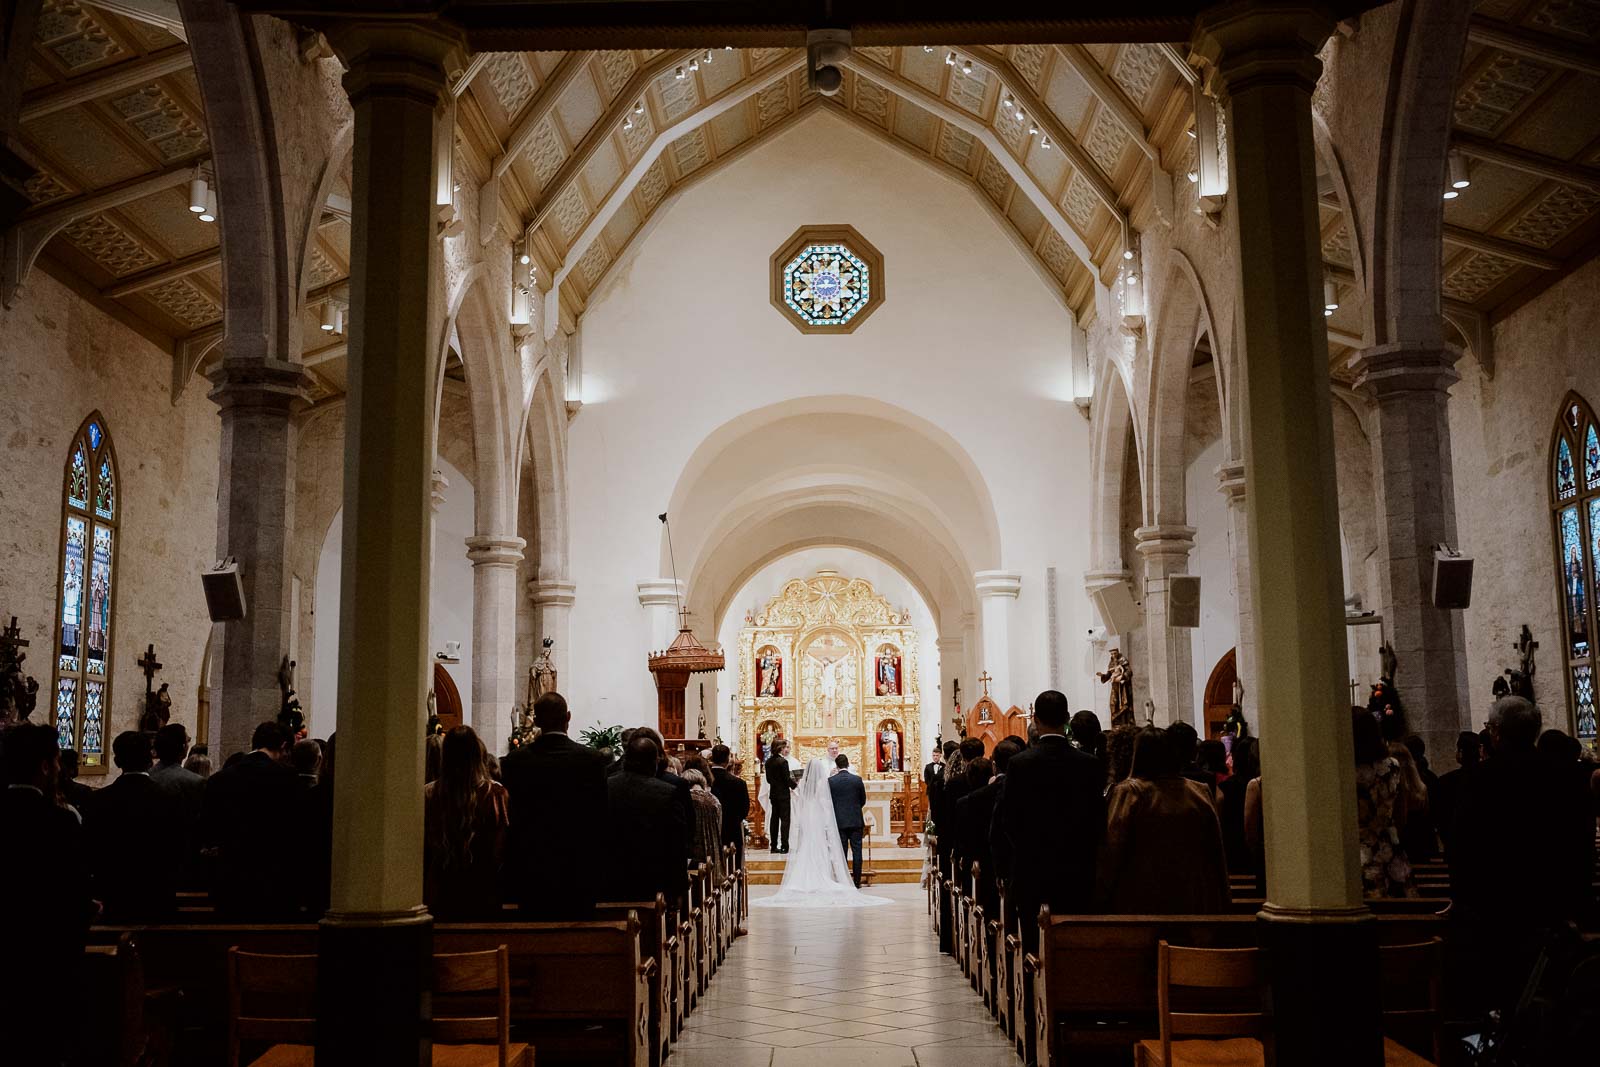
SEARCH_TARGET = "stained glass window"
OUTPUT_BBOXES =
[54,414,117,769]
[769,225,885,334]
[1552,394,1600,745]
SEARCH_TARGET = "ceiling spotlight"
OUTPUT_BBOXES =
[1187,170,1199,183]
[198,190,217,223]
[1040,135,1051,150]
[962,58,974,75]
[623,118,633,131]
[333,305,344,334]
[923,45,934,54]
[725,45,733,51]
[633,101,644,115]
[675,66,686,80]
[1002,94,1014,111]
[945,51,956,66]
[516,239,530,266]
[688,58,699,72]
[1186,127,1197,139]
[704,50,714,63]
[188,170,208,213]
[1442,188,1458,201]
[1126,269,1139,285]
[1323,278,1339,312]
[1448,149,1471,190]
[1123,248,1134,261]
[1028,121,1039,136]
[320,302,336,331]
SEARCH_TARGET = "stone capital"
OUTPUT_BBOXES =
[326,20,465,107]
[635,578,683,608]
[974,570,1022,599]
[464,535,524,568]
[530,578,576,607]
[1084,567,1133,593]
[1215,461,1247,503]
[430,469,449,513]
[1193,2,1335,96]
[206,358,309,414]
[1349,342,1462,399]
[1134,524,1198,561]
[936,636,965,655]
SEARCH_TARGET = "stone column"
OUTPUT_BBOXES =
[1134,524,1197,726]
[974,571,1022,705]
[1195,5,1379,1062]
[1351,344,1469,761]
[466,535,524,754]
[937,635,963,750]
[1217,461,1260,730]
[209,362,306,756]
[637,578,685,651]
[318,20,462,1063]
[529,577,576,698]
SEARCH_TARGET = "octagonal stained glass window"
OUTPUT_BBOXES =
[769,225,884,334]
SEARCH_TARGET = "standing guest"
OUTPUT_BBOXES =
[183,745,213,779]
[1,723,94,1066]
[602,736,688,908]
[828,754,869,887]
[499,692,609,919]
[997,691,1105,949]
[707,744,751,861]
[1218,737,1260,876]
[57,746,95,815]
[1069,710,1104,763]
[764,738,796,854]
[1104,724,1139,792]
[200,721,301,919]
[1196,741,1230,789]
[85,730,181,921]
[607,728,637,777]
[1432,731,1479,855]
[1352,708,1416,899]
[1167,721,1204,785]
[291,737,322,790]
[425,732,444,784]
[303,733,336,916]
[682,768,725,882]
[952,755,996,898]
[152,723,206,811]
[1098,727,1229,914]
[635,725,695,863]
[424,726,511,920]
[1391,736,1436,862]
[967,741,1021,916]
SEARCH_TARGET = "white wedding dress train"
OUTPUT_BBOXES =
[751,757,890,909]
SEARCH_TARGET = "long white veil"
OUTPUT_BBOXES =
[752,758,889,908]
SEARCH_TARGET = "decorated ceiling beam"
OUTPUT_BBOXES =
[493,51,596,180]
[1442,224,1560,271]
[100,247,220,298]
[1155,43,1200,85]
[841,57,1112,274]
[20,46,194,122]
[1451,132,1600,194]
[1467,16,1600,78]
[451,52,490,98]
[1049,44,1160,163]
[82,0,186,41]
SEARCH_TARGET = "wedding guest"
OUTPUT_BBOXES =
[707,744,751,866]
[602,736,688,908]
[183,746,213,779]
[1069,710,1104,762]
[424,726,511,920]
[500,692,609,919]
[201,721,301,919]
[1219,737,1260,876]
[57,746,94,814]
[1352,708,1415,898]
[636,725,694,862]
[425,732,443,784]
[152,723,205,805]
[682,768,725,882]
[957,749,1009,915]
[85,730,182,921]
[1433,731,1480,854]
[291,737,322,790]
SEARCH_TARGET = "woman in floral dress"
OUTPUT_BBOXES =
[1351,708,1416,897]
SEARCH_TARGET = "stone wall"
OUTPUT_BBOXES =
[1450,256,1600,734]
[0,271,219,774]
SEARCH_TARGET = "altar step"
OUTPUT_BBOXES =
[745,855,924,885]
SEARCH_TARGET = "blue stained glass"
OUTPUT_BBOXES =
[1586,426,1600,491]
[781,243,872,327]
[1575,666,1597,743]
[68,444,88,509]
[55,678,76,750]
[1561,506,1589,658]
[59,516,84,663]
[95,456,114,519]
[87,421,101,451]
[81,681,103,764]
[87,525,112,673]
[1557,437,1577,499]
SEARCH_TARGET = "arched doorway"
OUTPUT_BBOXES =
[432,662,463,733]
[1203,648,1237,739]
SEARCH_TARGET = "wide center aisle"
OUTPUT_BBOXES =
[668,883,1020,1067]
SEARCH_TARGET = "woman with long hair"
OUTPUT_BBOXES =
[682,768,726,882]
[1352,708,1416,898]
[424,726,511,919]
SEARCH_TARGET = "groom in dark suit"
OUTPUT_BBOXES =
[829,754,868,887]
[764,740,794,853]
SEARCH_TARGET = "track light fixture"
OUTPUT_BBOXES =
[198,190,217,223]
[633,101,644,115]
[675,66,686,80]
[1448,150,1470,190]
[688,58,699,72]
[1040,135,1051,150]
[923,45,934,53]
[961,58,973,75]
[1002,94,1014,112]
[1123,248,1135,261]
[1324,278,1339,313]
[703,50,713,64]
[945,51,956,66]
[320,302,336,331]
[516,238,530,266]
[1028,121,1039,136]
[188,168,208,214]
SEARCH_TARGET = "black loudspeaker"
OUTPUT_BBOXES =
[202,558,247,621]
[1168,575,1202,628]
[1091,581,1140,636]
[1432,549,1473,609]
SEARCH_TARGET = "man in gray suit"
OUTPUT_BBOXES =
[828,754,868,887]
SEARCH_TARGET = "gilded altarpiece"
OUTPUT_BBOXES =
[739,571,921,785]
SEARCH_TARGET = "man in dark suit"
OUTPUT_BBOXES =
[829,754,868,887]
[601,736,688,909]
[1,722,94,1066]
[85,730,181,921]
[200,720,301,919]
[997,690,1105,950]
[764,739,795,853]
[959,740,1021,917]
[633,725,694,864]
[500,691,610,918]
[708,744,750,859]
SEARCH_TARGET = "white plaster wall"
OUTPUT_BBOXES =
[0,270,219,773]
[1185,435,1237,724]
[564,108,1095,734]
[310,455,477,737]
[712,547,942,756]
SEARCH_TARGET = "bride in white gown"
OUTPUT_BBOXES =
[751,757,890,908]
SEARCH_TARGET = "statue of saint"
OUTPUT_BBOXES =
[529,637,557,704]
[1098,648,1134,728]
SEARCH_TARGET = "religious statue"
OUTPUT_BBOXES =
[1503,624,1538,700]
[875,647,900,696]
[528,637,557,706]
[878,725,902,772]
[140,682,172,733]
[820,657,840,728]
[1098,648,1134,727]
[757,647,782,697]
[0,616,39,732]
[276,655,304,738]
[758,722,779,763]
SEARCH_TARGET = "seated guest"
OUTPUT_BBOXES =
[201,721,301,919]
[291,737,322,789]
[1,723,94,1066]
[682,768,725,882]
[1433,731,1479,855]
[424,726,511,920]
[499,692,609,919]
[1196,740,1230,790]
[1098,727,1229,914]
[57,746,95,815]
[602,736,688,908]
[85,730,181,921]
[1353,708,1415,898]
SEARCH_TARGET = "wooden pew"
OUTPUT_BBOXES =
[994,880,1014,1041]
[79,932,179,1067]
[596,895,670,1067]
[1027,911,1448,1067]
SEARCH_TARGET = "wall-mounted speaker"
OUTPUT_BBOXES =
[1168,575,1202,628]
[1432,548,1473,609]
[1091,580,1140,636]
[202,558,247,622]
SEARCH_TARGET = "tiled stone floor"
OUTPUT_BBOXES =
[665,883,1021,1067]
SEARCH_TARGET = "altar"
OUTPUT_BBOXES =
[737,569,923,842]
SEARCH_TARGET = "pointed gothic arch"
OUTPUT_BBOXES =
[1551,391,1600,744]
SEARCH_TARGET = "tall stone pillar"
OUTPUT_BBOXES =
[1135,524,1197,725]
[637,578,685,652]
[1195,4,1380,1062]
[467,535,524,754]
[529,577,576,696]
[974,571,1022,705]
[318,20,462,1064]
[209,362,306,756]
[1217,461,1260,730]
[1351,344,1469,761]
[937,635,963,751]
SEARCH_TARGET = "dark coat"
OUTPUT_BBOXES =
[85,772,181,921]
[658,768,694,862]
[956,777,1002,874]
[939,769,980,859]
[602,771,688,906]
[997,733,1105,915]
[709,766,751,845]
[829,769,867,831]
[200,751,301,918]
[499,731,610,918]
[764,754,795,798]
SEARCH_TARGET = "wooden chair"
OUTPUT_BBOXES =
[432,946,532,1067]
[1378,938,1444,1067]
[226,948,316,1067]
[1133,942,1266,1067]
